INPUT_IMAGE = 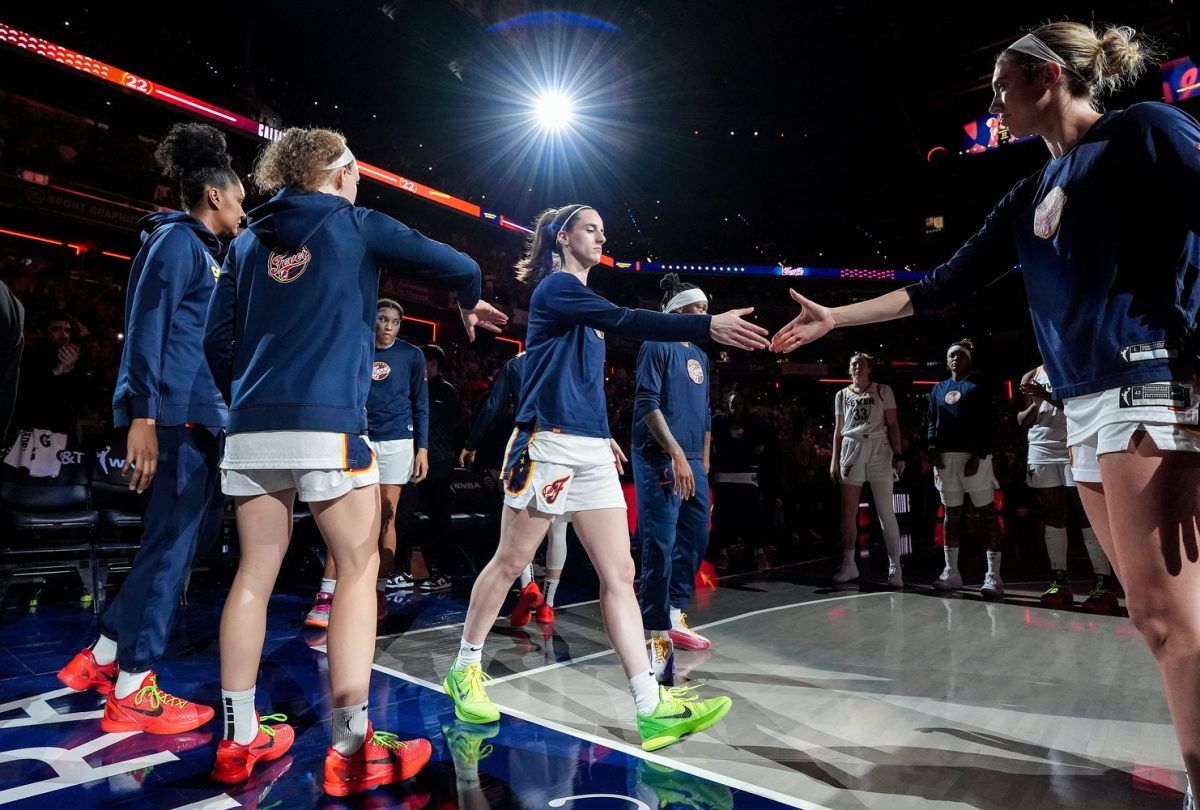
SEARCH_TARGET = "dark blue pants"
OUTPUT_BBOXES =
[100,425,224,671]
[633,452,710,631]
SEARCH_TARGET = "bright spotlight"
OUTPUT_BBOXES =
[533,91,575,131]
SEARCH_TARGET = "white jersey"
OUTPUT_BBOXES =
[835,383,896,442]
[1026,367,1069,464]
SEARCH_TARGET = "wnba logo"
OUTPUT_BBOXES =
[542,475,571,504]
[267,245,312,283]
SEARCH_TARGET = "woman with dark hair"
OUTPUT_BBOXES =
[634,273,716,687]
[58,122,244,736]
[442,204,767,751]
[770,21,1199,803]
[204,126,505,794]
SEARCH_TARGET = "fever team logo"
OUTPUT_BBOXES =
[267,245,312,283]
[1034,186,1066,239]
[944,390,961,404]
[372,361,391,381]
[687,358,705,384]
[542,475,571,504]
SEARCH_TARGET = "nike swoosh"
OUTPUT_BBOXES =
[656,708,692,720]
[126,704,165,717]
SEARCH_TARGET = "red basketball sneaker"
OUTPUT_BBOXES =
[100,672,214,734]
[509,581,543,628]
[535,603,555,624]
[212,713,295,784]
[57,648,117,695]
[323,723,433,797]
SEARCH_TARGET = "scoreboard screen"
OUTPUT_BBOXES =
[961,113,1035,154]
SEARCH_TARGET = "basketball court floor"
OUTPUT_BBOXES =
[0,559,1188,809]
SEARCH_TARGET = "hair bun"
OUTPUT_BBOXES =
[659,273,682,291]
[154,122,231,178]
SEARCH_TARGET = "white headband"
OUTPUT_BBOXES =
[664,287,708,313]
[947,343,972,360]
[558,204,593,231]
[1007,33,1077,75]
[325,146,355,170]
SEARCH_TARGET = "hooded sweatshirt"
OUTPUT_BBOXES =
[204,188,480,435]
[113,212,228,428]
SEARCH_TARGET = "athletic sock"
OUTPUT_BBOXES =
[986,550,1002,576]
[1044,525,1068,571]
[519,565,534,588]
[331,701,369,755]
[669,607,683,629]
[543,578,560,607]
[455,637,483,669]
[114,669,149,700]
[944,546,960,572]
[221,686,258,745]
[90,634,117,666]
[1081,527,1112,576]
[320,578,336,595]
[842,548,856,565]
[630,670,660,715]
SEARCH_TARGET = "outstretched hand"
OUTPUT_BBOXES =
[709,308,770,351]
[770,289,836,353]
[460,300,509,342]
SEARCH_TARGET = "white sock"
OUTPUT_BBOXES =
[331,702,369,755]
[90,634,117,666]
[986,550,1002,576]
[1081,528,1112,575]
[221,686,258,745]
[320,578,336,595]
[842,548,856,565]
[543,578,560,607]
[1044,525,1068,572]
[630,670,660,715]
[944,546,960,571]
[115,669,149,700]
[669,607,683,629]
[456,637,483,669]
[519,565,534,588]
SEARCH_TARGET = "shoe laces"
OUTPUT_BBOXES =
[134,676,189,710]
[258,713,287,737]
[677,612,692,631]
[658,684,701,711]
[651,637,671,663]
[369,729,410,751]
[459,664,494,701]
[1089,577,1108,598]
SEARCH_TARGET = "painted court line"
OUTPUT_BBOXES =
[369,660,833,810]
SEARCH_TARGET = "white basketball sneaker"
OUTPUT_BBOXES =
[831,559,859,584]
[932,567,963,591]
[980,572,1004,600]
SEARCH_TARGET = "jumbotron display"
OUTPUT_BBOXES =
[0,21,926,280]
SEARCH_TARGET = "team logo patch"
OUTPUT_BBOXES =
[210,263,220,280]
[593,329,605,340]
[372,361,391,381]
[1033,186,1066,239]
[541,475,571,505]
[687,358,705,384]
[944,390,962,405]
[267,245,312,283]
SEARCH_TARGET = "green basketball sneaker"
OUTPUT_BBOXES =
[637,685,732,751]
[443,662,500,724]
[443,720,499,767]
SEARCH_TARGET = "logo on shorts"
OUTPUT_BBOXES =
[372,361,391,381]
[687,358,705,384]
[1118,382,1192,410]
[944,390,961,405]
[541,475,571,505]
[1034,186,1066,239]
[267,245,311,283]
[593,329,605,340]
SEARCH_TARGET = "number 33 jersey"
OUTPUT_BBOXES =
[835,383,896,441]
